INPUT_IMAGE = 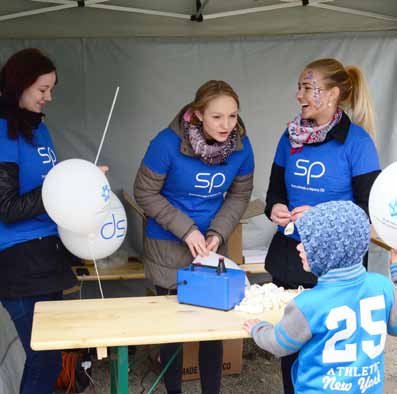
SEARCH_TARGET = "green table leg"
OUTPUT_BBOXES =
[147,345,182,394]
[110,346,129,394]
[110,354,117,394]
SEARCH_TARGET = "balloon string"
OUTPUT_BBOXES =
[88,240,104,299]
[94,86,120,166]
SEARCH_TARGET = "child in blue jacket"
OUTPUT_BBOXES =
[244,200,397,394]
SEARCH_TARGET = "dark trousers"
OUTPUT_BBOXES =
[155,286,223,394]
[1,292,62,394]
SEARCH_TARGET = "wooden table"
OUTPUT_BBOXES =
[31,295,284,394]
[72,259,146,281]
[72,260,268,281]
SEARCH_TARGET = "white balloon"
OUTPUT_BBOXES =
[369,162,397,249]
[58,192,127,260]
[42,159,111,234]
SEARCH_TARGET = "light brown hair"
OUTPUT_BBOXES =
[305,58,375,139]
[188,80,243,134]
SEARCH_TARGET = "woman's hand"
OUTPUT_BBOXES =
[243,319,261,334]
[270,203,291,227]
[98,165,109,174]
[185,230,209,258]
[290,205,311,222]
[206,235,220,253]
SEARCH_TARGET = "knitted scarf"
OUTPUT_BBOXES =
[288,108,342,153]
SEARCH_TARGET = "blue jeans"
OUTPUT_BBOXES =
[1,292,62,394]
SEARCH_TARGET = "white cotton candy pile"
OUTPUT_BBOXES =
[234,283,302,314]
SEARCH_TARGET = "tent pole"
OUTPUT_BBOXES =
[191,0,210,22]
[0,3,76,22]
[85,3,190,19]
[203,1,332,20]
[311,3,397,22]
[31,0,72,3]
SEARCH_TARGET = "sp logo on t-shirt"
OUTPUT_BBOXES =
[194,172,226,194]
[294,159,325,185]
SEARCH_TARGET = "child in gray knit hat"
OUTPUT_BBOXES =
[244,200,397,394]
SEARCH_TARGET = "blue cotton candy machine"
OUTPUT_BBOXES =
[177,258,245,311]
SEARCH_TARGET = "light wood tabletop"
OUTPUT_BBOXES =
[72,260,146,281]
[72,260,268,281]
[31,295,283,355]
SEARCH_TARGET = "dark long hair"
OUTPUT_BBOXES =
[0,48,57,142]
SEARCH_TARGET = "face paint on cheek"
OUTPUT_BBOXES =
[304,70,322,108]
[313,86,322,108]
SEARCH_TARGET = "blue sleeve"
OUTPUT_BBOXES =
[142,129,173,175]
[0,122,18,163]
[348,130,380,177]
[274,131,289,168]
[237,136,255,176]
[250,300,312,358]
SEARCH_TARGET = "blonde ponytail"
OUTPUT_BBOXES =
[344,66,376,140]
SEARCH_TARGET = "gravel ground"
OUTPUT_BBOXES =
[82,336,397,394]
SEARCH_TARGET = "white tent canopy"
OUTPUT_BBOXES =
[0,0,396,38]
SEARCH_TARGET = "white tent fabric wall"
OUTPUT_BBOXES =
[0,31,396,255]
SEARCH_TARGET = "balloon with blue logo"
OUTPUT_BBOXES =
[58,192,127,260]
[369,161,397,249]
[42,159,111,234]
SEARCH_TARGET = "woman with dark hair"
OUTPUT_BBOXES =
[134,80,254,394]
[0,48,76,394]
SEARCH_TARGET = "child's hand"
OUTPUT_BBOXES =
[243,319,261,334]
[390,249,397,265]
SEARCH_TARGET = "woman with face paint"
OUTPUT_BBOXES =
[134,80,254,394]
[264,58,380,394]
[0,49,77,394]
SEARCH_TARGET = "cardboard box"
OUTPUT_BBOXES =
[122,190,264,264]
[227,199,265,264]
[182,339,243,381]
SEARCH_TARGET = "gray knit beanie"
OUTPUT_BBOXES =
[295,201,370,277]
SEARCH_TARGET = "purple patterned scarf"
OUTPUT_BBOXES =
[183,110,238,165]
[288,108,343,153]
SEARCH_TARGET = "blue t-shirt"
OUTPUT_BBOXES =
[274,123,380,239]
[292,272,394,394]
[0,119,58,251]
[143,128,255,241]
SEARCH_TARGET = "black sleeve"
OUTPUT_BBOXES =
[264,162,288,220]
[352,169,381,217]
[0,162,46,224]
